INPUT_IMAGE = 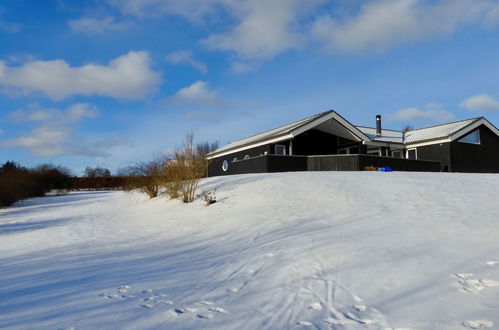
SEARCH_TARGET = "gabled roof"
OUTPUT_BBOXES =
[207,110,369,159]
[207,111,499,159]
[356,126,404,143]
[358,117,499,145]
[404,118,481,144]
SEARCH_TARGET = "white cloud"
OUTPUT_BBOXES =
[173,81,224,106]
[389,106,455,123]
[0,11,22,33]
[68,16,133,34]
[108,0,218,21]
[2,104,125,158]
[0,51,160,100]
[166,50,207,74]
[0,20,22,33]
[311,0,491,53]
[2,127,125,157]
[460,94,499,112]
[112,0,320,63]
[201,0,317,60]
[9,103,99,124]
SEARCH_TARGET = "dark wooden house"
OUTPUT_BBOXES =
[207,110,499,176]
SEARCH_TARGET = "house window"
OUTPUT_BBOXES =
[458,130,480,144]
[407,148,417,159]
[349,146,359,154]
[392,150,402,158]
[222,160,229,172]
[244,155,250,159]
[275,144,286,155]
[337,148,348,154]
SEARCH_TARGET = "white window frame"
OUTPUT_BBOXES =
[338,146,361,155]
[367,148,380,155]
[337,147,349,154]
[406,148,417,160]
[222,160,229,171]
[275,144,286,155]
[457,130,481,145]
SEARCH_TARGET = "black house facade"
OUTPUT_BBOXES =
[207,111,499,176]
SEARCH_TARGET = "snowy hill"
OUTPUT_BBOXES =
[1,172,498,330]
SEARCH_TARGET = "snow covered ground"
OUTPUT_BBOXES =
[1,172,498,330]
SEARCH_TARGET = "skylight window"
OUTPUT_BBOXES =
[458,130,480,144]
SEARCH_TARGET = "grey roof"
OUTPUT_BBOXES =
[358,118,483,144]
[356,126,404,143]
[404,118,481,144]
[208,110,490,158]
[208,111,334,156]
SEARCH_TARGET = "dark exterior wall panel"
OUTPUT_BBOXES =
[208,144,271,176]
[450,125,499,173]
[415,143,452,171]
[308,155,440,172]
[293,129,342,155]
[358,155,440,172]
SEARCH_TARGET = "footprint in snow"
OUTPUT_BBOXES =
[463,320,494,329]
[157,300,173,305]
[457,278,499,293]
[174,307,195,315]
[117,285,130,293]
[352,304,367,312]
[208,306,227,313]
[323,317,346,325]
[307,302,322,310]
[140,303,155,309]
[296,320,314,327]
[200,300,214,305]
[344,312,374,325]
[99,285,134,299]
[197,314,213,319]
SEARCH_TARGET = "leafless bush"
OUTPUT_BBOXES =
[174,133,206,203]
[122,159,166,199]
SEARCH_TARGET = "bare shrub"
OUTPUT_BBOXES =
[122,159,166,199]
[173,133,206,203]
[161,160,183,200]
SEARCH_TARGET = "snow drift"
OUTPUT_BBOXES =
[0,172,498,329]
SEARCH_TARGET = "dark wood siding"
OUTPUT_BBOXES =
[208,154,307,176]
[415,143,452,171]
[308,155,440,172]
[208,144,271,176]
[308,155,359,171]
[450,125,499,173]
[293,129,357,155]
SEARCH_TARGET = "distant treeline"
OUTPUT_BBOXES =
[0,162,129,207]
[72,176,127,191]
[1,136,218,208]
[0,161,73,207]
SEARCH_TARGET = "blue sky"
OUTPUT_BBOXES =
[1,0,499,175]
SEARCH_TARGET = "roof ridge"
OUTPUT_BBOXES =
[209,110,334,153]
[356,125,402,133]
[409,117,483,132]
